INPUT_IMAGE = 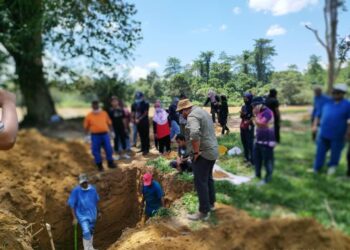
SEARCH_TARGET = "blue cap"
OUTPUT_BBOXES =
[135,91,144,100]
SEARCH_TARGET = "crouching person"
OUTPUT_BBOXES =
[141,173,164,219]
[170,134,192,173]
[68,174,100,250]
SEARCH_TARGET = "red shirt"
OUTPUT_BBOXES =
[156,123,170,139]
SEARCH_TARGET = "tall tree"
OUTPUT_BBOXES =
[233,50,254,75]
[306,55,326,85]
[253,39,276,83]
[164,57,182,78]
[0,0,141,125]
[305,0,347,93]
[199,51,214,84]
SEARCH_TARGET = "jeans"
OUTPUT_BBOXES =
[170,120,180,139]
[80,220,96,240]
[117,134,131,151]
[192,156,216,214]
[91,133,114,164]
[314,136,345,171]
[240,127,254,164]
[254,143,274,182]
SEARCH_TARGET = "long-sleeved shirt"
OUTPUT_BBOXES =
[312,94,331,121]
[186,106,218,161]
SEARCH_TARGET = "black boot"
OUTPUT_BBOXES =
[96,163,104,172]
[108,161,117,169]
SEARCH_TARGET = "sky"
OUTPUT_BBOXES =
[125,0,350,81]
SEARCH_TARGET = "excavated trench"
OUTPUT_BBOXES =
[0,130,192,250]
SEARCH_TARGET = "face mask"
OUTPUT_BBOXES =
[135,99,142,104]
[81,184,91,191]
[155,107,162,113]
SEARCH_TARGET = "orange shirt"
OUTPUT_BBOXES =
[84,111,112,134]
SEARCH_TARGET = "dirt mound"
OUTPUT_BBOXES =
[111,204,350,250]
[0,129,193,249]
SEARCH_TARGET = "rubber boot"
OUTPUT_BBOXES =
[83,238,93,250]
[108,161,116,169]
[96,163,104,172]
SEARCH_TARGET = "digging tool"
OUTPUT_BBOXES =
[45,223,56,250]
[74,224,78,250]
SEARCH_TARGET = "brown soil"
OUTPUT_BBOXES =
[1,126,350,250]
[111,204,350,250]
[213,170,229,179]
[0,129,192,249]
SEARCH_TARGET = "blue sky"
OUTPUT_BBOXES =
[126,0,350,80]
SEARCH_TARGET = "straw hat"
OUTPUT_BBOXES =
[176,99,193,112]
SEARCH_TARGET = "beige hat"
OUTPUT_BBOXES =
[176,99,193,112]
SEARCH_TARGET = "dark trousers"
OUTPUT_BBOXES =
[158,135,171,154]
[211,111,216,123]
[192,156,216,214]
[137,121,150,153]
[113,126,126,152]
[240,127,254,164]
[275,121,280,143]
[254,143,274,182]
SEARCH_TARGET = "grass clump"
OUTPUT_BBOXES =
[147,157,176,174]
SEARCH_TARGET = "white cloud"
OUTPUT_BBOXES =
[266,24,287,36]
[129,66,149,81]
[219,24,228,31]
[232,6,241,15]
[146,62,160,69]
[249,0,318,16]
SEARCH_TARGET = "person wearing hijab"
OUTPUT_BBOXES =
[204,90,220,123]
[153,100,171,154]
[240,93,254,165]
[219,95,230,135]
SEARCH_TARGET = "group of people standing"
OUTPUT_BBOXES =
[239,89,281,184]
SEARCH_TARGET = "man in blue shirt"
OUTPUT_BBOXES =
[312,84,350,175]
[141,173,164,219]
[311,86,331,141]
[68,174,100,250]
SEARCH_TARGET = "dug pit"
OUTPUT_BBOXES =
[0,130,192,250]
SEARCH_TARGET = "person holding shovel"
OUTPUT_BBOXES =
[68,174,101,250]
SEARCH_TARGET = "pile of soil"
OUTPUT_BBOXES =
[0,129,192,249]
[111,204,350,250]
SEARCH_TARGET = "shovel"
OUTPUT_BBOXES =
[74,224,78,250]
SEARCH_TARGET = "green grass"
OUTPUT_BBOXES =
[215,130,350,235]
[176,172,194,182]
[147,157,176,174]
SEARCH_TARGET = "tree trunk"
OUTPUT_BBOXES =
[327,53,336,94]
[13,53,57,126]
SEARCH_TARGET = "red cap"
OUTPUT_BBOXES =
[143,173,153,186]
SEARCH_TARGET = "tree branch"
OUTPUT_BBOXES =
[305,25,329,52]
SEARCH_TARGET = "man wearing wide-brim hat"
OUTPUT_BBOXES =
[312,83,350,175]
[177,99,218,221]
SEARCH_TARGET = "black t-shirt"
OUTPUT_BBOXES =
[132,100,150,123]
[109,108,125,129]
[265,97,280,121]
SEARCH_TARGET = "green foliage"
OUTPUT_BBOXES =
[253,39,277,83]
[181,192,198,214]
[147,157,176,174]
[164,57,182,78]
[154,207,175,218]
[75,74,133,109]
[176,172,194,182]
[216,129,350,235]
